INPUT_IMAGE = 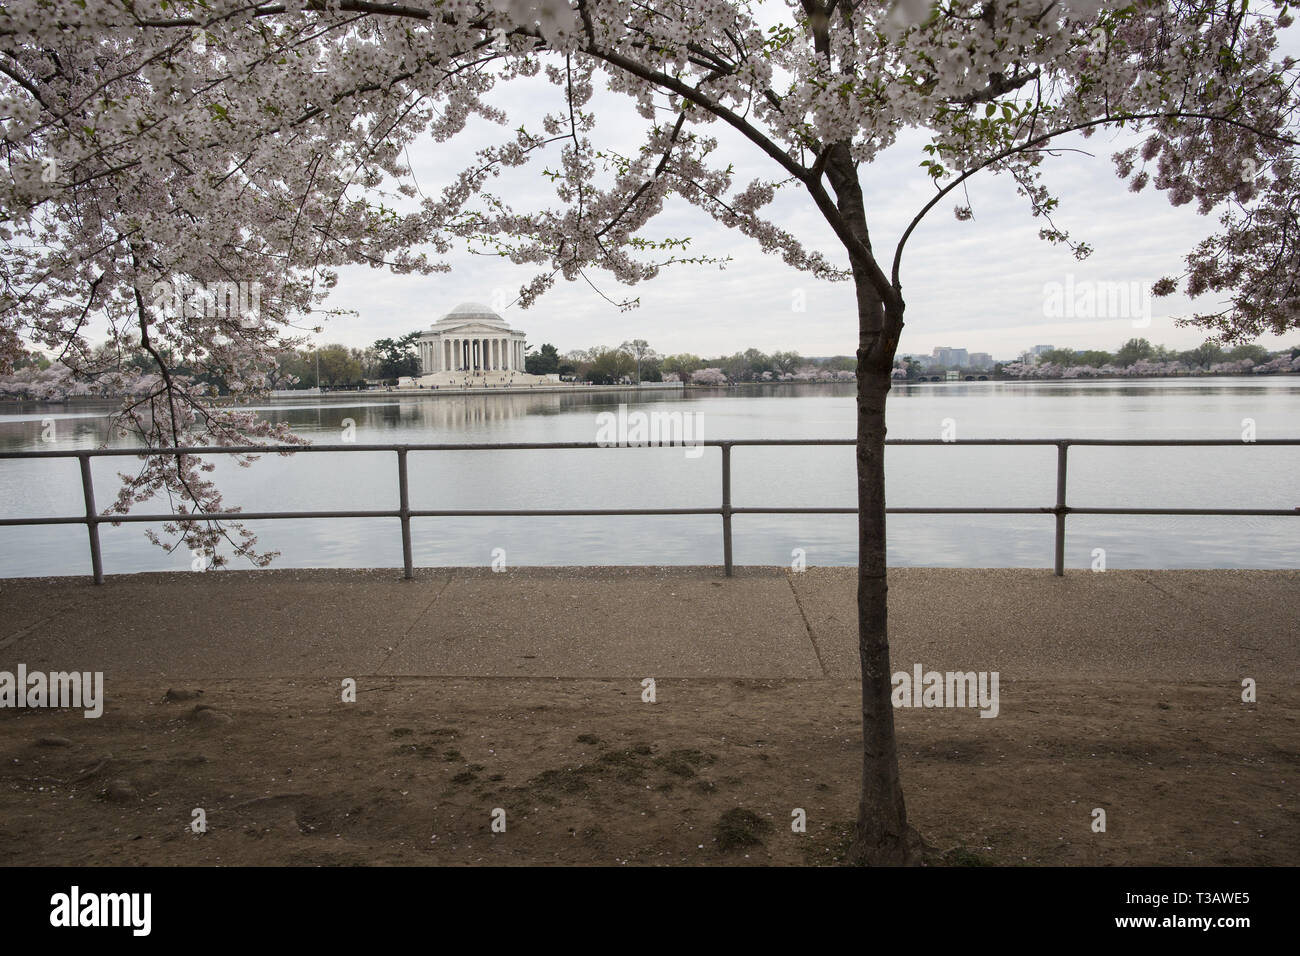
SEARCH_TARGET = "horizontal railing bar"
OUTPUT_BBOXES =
[410,508,717,517]
[1003,439,1300,446]
[46,510,401,523]
[6,507,1297,527]
[739,506,1052,514]
[718,506,1300,516]
[717,438,1300,447]
[2,508,722,524]
[3,437,1300,459]
[0,516,92,526]
[1068,507,1300,516]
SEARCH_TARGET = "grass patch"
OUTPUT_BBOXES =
[393,743,438,758]
[526,767,591,798]
[714,807,771,852]
[654,749,717,778]
[943,846,996,866]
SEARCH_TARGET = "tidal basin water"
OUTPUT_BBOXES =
[1,379,1297,577]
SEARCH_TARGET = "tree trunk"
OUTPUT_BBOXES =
[814,139,911,864]
[847,297,911,866]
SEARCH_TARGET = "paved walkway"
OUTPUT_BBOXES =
[0,567,1295,681]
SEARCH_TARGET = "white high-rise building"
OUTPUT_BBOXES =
[932,346,970,368]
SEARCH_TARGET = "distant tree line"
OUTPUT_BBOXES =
[237,334,420,390]
[2,338,412,396]
[992,339,1300,380]
[521,340,857,385]
[11,333,1292,400]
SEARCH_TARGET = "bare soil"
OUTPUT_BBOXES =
[0,677,1294,865]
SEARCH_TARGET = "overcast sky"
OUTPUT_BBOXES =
[301,14,1300,363]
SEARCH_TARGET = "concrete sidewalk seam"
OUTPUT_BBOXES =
[375,570,456,669]
[786,571,829,678]
[1137,571,1179,601]
[0,596,92,653]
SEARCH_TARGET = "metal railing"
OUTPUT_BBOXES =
[1,438,1297,584]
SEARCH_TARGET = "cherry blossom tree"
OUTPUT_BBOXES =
[2,0,1298,863]
[690,366,730,385]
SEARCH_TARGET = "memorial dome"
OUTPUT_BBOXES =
[432,302,511,329]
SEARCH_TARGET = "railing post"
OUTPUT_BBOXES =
[397,447,413,580]
[1054,441,1068,577]
[721,442,733,577]
[78,453,104,585]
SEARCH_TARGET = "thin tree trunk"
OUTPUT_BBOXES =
[817,140,911,865]
[848,345,910,865]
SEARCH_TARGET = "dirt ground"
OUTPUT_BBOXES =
[0,676,1294,866]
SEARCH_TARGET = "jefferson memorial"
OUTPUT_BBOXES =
[407,301,553,387]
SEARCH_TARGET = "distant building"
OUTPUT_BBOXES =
[414,301,526,373]
[1018,344,1056,363]
[968,352,993,370]
[932,346,970,368]
[407,301,556,388]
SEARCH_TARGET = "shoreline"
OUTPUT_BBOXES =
[266,381,685,400]
[4,371,1298,406]
[3,372,1299,406]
